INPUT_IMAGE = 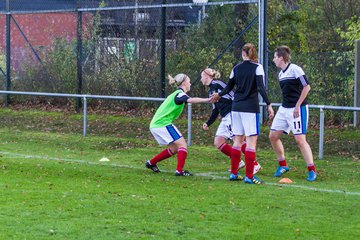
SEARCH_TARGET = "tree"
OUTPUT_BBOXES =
[267,0,360,52]
[337,17,360,48]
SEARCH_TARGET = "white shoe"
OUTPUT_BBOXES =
[228,160,245,172]
[229,161,261,174]
[238,160,245,169]
[253,163,262,174]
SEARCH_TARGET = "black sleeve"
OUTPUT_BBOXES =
[256,75,271,105]
[206,106,219,127]
[219,77,235,97]
[174,92,190,105]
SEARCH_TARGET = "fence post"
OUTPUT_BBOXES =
[76,10,83,112]
[83,96,87,137]
[187,103,192,146]
[319,107,325,160]
[354,39,360,127]
[5,0,11,106]
[160,0,166,98]
[258,0,267,124]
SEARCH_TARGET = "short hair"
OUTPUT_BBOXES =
[242,43,258,63]
[275,45,291,63]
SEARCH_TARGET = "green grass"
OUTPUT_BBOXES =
[0,108,359,239]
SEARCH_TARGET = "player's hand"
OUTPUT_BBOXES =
[211,93,220,103]
[202,123,209,130]
[293,106,300,118]
[267,105,275,119]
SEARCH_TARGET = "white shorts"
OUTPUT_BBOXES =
[231,111,260,137]
[271,105,309,135]
[215,113,233,140]
[150,124,183,146]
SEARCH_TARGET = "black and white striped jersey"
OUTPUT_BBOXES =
[219,60,271,113]
[205,80,233,127]
[278,63,309,108]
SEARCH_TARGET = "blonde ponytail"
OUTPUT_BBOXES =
[168,74,176,85]
[168,73,188,86]
[203,68,221,79]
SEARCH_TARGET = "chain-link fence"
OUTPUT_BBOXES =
[268,51,355,124]
[0,13,5,88]
[0,1,258,106]
[0,0,356,123]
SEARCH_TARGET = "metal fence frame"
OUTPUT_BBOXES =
[0,0,263,106]
[1,90,360,160]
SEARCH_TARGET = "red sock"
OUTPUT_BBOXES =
[230,147,241,175]
[176,147,187,172]
[150,148,174,165]
[278,157,287,167]
[307,164,316,172]
[241,142,247,154]
[245,148,256,179]
[218,143,232,157]
[242,142,259,166]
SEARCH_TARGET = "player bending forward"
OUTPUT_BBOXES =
[145,73,212,176]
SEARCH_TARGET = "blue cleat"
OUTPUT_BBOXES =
[307,170,317,181]
[274,166,289,177]
[229,173,243,181]
[244,176,263,184]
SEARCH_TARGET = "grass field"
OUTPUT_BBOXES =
[0,108,359,239]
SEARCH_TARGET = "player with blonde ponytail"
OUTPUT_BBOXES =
[145,73,212,176]
[200,68,261,174]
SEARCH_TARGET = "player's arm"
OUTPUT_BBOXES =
[296,76,311,108]
[205,106,219,127]
[256,75,271,106]
[219,70,236,97]
[187,97,211,104]
[256,66,274,118]
[175,92,211,104]
[212,75,235,102]
[294,72,310,118]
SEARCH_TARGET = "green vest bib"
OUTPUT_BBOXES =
[150,89,186,128]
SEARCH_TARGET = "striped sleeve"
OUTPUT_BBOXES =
[294,65,309,86]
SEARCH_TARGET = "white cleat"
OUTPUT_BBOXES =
[253,163,262,174]
[229,161,261,173]
[238,160,245,169]
[228,160,245,172]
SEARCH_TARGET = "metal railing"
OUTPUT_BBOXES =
[1,90,360,160]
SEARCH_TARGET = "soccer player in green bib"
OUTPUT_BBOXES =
[145,73,212,176]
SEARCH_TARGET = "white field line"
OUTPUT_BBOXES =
[1,151,359,197]
[196,172,360,196]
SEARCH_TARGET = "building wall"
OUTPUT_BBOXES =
[0,12,93,70]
